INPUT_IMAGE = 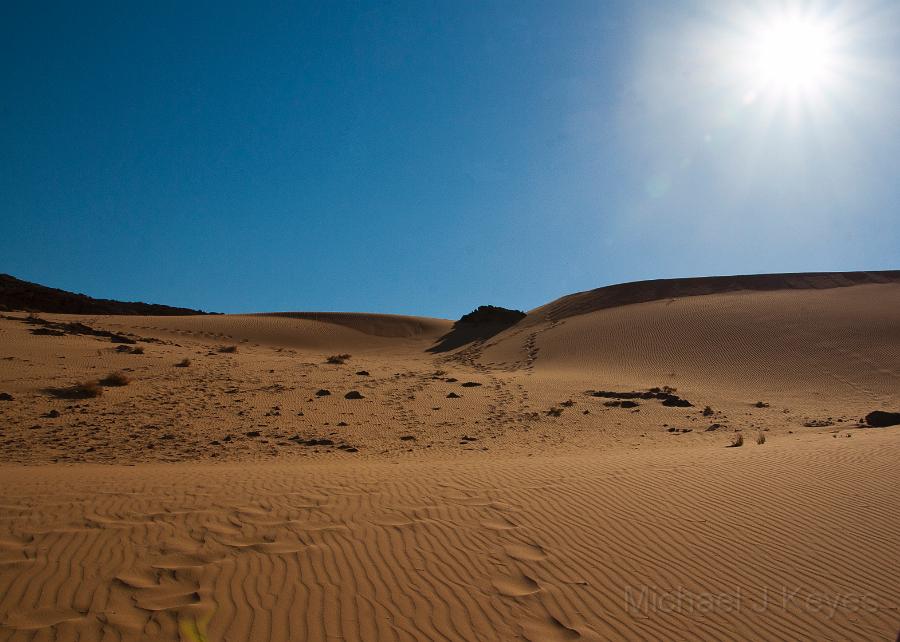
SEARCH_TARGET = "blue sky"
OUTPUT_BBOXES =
[3,1,899,318]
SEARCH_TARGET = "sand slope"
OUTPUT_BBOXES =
[1,271,899,640]
[1,431,898,641]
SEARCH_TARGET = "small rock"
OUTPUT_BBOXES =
[315,389,331,397]
[246,431,261,437]
[344,391,364,399]
[0,393,12,401]
[461,382,482,387]
[355,371,370,376]
[446,392,461,399]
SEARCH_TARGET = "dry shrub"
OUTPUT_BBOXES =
[51,381,103,399]
[326,354,351,364]
[218,345,238,353]
[175,358,191,367]
[756,431,766,445]
[727,433,744,448]
[100,372,130,386]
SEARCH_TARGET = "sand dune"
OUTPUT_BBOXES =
[1,272,898,640]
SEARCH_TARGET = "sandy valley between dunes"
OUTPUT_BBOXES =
[1,273,898,640]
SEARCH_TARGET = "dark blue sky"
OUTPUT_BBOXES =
[3,1,899,317]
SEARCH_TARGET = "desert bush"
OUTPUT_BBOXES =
[130,346,144,355]
[546,407,563,417]
[326,353,351,364]
[756,431,766,445]
[754,401,770,408]
[702,406,714,416]
[218,345,238,353]
[727,433,744,448]
[51,381,103,399]
[175,358,191,367]
[100,371,130,386]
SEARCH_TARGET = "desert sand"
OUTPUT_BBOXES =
[1,272,898,640]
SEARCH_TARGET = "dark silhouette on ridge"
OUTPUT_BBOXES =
[0,274,213,315]
[428,305,526,353]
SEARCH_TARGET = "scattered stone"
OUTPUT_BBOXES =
[803,419,834,428]
[588,388,692,407]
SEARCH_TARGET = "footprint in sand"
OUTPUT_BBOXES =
[481,515,519,531]
[2,607,86,631]
[504,542,547,562]
[492,571,542,597]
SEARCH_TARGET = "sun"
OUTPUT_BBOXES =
[746,14,838,94]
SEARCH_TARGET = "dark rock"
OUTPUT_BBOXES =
[0,273,212,315]
[44,409,60,418]
[0,393,13,401]
[446,392,461,399]
[461,382,482,387]
[344,391,364,399]
[315,389,331,397]
[400,435,416,441]
[705,424,721,431]
[754,401,770,408]
[864,411,900,427]
[246,431,261,437]
[355,370,370,376]
[620,400,639,408]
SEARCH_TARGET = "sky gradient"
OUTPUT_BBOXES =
[3,1,899,318]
